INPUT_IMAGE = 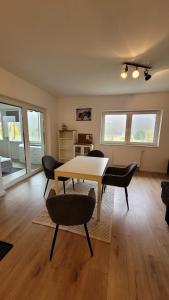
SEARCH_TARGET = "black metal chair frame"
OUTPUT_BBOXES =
[102,163,137,210]
[44,177,74,197]
[46,189,96,260]
[49,223,93,260]
[42,155,74,197]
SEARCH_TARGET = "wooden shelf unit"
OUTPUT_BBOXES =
[58,130,77,162]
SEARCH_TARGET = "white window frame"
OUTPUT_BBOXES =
[101,110,162,147]
[0,111,3,140]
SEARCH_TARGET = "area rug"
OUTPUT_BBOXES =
[2,167,23,177]
[32,181,114,243]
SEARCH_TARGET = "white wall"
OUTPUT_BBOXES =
[55,93,169,173]
[0,67,57,155]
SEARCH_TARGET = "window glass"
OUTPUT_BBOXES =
[130,114,156,143]
[101,111,161,146]
[8,121,22,141]
[27,111,42,143]
[104,114,127,142]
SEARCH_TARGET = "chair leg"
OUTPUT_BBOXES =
[84,223,93,256]
[50,224,59,260]
[101,184,104,197]
[124,187,129,210]
[63,181,66,194]
[104,185,106,192]
[44,178,49,197]
[72,178,75,190]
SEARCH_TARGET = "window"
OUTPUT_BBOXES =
[0,112,3,140]
[8,121,22,141]
[101,111,162,146]
[2,113,22,142]
[104,113,127,142]
[27,110,42,144]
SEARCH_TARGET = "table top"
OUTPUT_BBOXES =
[55,156,109,179]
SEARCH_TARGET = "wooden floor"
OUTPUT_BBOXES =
[0,171,169,300]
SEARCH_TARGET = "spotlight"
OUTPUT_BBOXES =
[144,69,151,81]
[132,68,140,79]
[120,62,151,81]
[121,64,128,79]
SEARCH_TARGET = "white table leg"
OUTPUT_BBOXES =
[97,178,102,221]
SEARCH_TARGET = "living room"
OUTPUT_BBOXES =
[0,1,169,299]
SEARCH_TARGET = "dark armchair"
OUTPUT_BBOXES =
[102,163,137,210]
[46,188,96,260]
[42,155,74,196]
[161,181,169,225]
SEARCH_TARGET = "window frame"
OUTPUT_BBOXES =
[0,111,3,140]
[101,110,162,147]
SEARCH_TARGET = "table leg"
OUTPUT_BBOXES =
[53,175,59,194]
[97,178,102,221]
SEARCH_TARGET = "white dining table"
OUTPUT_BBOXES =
[53,155,109,221]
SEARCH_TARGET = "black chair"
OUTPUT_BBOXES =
[81,149,104,183]
[161,181,169,225]
[102,163,137,210]
[42,155,74,196]
[46,188,96,260]
[87,149,104,157]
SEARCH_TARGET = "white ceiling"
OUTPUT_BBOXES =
[0,0,169,96]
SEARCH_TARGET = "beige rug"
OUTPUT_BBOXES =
[32,180,114,243]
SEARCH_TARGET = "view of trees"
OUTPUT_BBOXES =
[104,113,156,143]
[130,114,156,143]
[104,114,127,141]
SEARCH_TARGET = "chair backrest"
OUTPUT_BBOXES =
[46,188,96,226]
[88,150,104,157]
[125,163,137,186]
[42,155,60,180]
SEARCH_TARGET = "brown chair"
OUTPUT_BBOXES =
[46,188,96,260]
[42,155,74,196]
[102,163,137,210]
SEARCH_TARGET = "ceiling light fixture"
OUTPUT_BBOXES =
[132,67,140,79]
[144,69,151,81]
[121,64,128,79]
[121,62,152,81]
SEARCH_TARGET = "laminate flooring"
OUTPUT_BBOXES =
[0,171,168,300]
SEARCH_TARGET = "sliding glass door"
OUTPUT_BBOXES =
[0,102,26,186]
[27,110,45,172]
[0,99,46,188]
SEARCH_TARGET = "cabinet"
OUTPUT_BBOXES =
[58,130,77,162]
[73,144,93,157]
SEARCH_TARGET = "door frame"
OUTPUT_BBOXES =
[0,94,47,189]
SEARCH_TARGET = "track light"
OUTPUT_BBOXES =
[144,69,151,81]
[121,64,128,79]
[120,62,152,81]
[132,68,140,79]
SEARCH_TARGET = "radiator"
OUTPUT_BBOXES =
[112,148,143,167]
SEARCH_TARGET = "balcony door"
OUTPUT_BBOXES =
[0,99,46,188]
[0,102,26,187]
[27,110,45,173]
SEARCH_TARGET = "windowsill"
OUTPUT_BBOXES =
[100,142,160,148]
